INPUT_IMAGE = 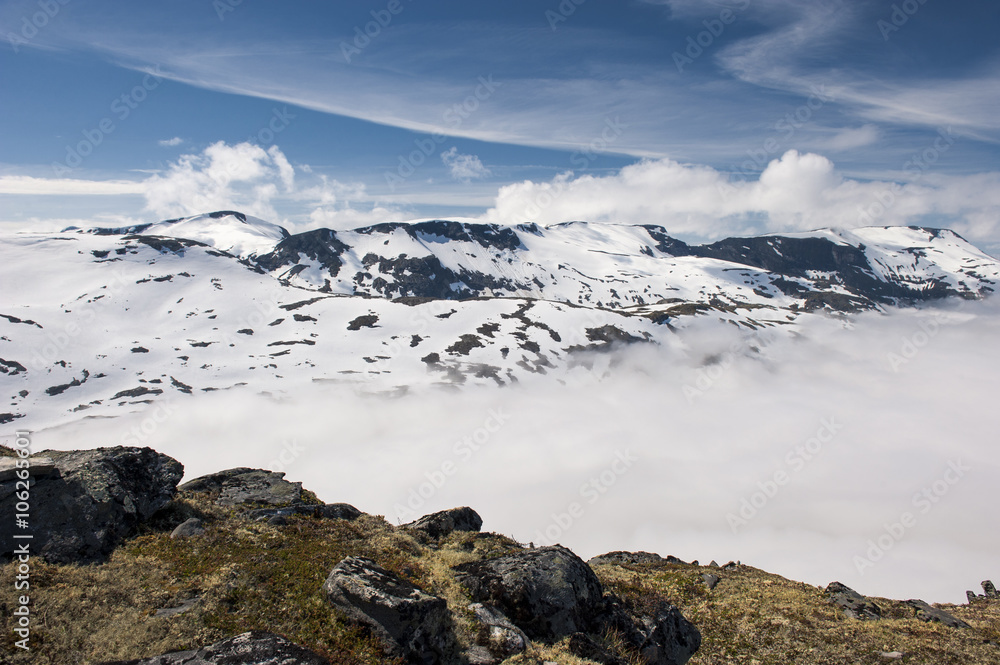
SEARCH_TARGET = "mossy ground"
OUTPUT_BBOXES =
[593,560,1000,665]
[0,477,997,664]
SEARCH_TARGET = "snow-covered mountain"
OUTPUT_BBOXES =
[2,211,997,432]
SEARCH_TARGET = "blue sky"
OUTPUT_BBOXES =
[1,0,999,248]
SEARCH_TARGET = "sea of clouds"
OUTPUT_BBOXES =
[27,298,1000,605]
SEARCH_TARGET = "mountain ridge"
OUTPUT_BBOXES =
[2,211,998,432]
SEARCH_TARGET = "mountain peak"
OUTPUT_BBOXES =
[143,211,289,258]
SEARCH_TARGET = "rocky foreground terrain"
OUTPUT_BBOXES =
[1,446,997,664]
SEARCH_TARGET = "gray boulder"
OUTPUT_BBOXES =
[984,580,998,598]
[906,599,971,628]
[170,517,205,538]
[468,602,529,662]
[595,594,701,665]
[454,545,605,640]
[637,602,703,665]
[248,502,362,522]
[323,556,456,664]
[178,468,301,506]
[0,455,56,482]
[404,506,483,539]
[589,551,688,566]
[0,447,183,564]
[701,573,720,590]
[825,582,882,620]
[102,630,328,664]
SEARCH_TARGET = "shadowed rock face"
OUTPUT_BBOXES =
[101,630,330,665]
[0,447,182,564]
[454,545,606,640]
[323,556,457,665]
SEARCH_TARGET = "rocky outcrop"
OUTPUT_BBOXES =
[178,468,302,506]
[454,545,605,640]
[454,545,700,664]
[323,556,457,664]
[636,602,703,665]
[403,506,483,539]
[0,447,182,563]
[248,502,362,522]
[467,602,529,663]
[906,599,971,628]
[825,582,882,620]
[967,579,998,603]
[103,630,329,664]
[590,551,688,566]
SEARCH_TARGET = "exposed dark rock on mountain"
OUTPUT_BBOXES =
[589,551,688,566]
[323,556,458,664]
[906,599,971,628]
[0,446,182,563]
[403,506,483,539]
[178,467,303,506]
[454,545,606,640]
[826,581,883,620]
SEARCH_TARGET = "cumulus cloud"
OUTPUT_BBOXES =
[441,147,491,182]
[142,141,292,220]
[296,175,412,231]
[158,137,183,147]
[483,150,1000,244]
[139,141,398,228]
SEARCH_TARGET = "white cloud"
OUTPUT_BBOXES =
[483,150,1000,244]
[816,124,880,152]
[296,175,412,231]
[158,137,183,147]
[142,141,294,220]
[441,147,491,182]
[0,175,145,196]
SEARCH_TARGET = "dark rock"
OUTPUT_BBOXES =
[323,557,456,664]
[721,561,739,570]
[468,602,529,662]
[178,468,302,506]
[967,590,979,604]
[0,447,182,564]
[170,518,205,539]
[589,551,685,567]
[636,602,702,665]
[594,594,700,665]
[454,545,604,640]
[984,580,998,598]
[247,502,362,522]
[321,502,363,520]
[701,574,720,590]
[403,507,483,539]
[267,515,288,526]
[906,599,971,628]
[347,314,379,331]
[826,582,882,620]
[101,630,329,664]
